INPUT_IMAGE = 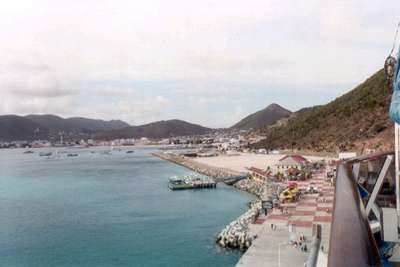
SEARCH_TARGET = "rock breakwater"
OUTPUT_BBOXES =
[216,201,261,250]
[234,178,282,199]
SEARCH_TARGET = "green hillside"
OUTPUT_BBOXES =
[231,103,291,130]
[253,69,393,152]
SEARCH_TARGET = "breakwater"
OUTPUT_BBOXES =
[233,177,281,199]
[216,201,261,250]
[219,177,281,250]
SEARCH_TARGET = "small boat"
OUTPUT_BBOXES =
[39,152,52,157]
[67,153,78,157]
[168,177,192,190]
[23,150,34,154]
[126,150,135,154]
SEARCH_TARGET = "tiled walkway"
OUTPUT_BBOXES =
[265,171,334,228]
[237,170,335,267]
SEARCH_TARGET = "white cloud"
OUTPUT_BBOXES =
[0,0,398,126]
[70,95,171,125]
[0,63,74,98]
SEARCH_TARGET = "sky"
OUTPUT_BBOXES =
[0,0,399,127]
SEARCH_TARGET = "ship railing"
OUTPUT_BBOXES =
[328,151,394,267]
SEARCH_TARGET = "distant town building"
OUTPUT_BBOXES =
[139,137,150,145]
[159,138,170,145]
[197,151,218,157]
[257,148,267,154]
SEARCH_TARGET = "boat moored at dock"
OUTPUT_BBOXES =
[168,175,216,190]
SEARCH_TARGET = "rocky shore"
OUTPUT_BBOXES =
[216,178,283,250]
[216,200,261,250]
[234,177,282,198]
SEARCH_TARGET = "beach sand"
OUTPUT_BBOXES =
[192,153,329,173]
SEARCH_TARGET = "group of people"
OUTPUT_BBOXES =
[291,235,308,252]
[269,224,308,252]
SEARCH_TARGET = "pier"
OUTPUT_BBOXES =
[168,176,217,190]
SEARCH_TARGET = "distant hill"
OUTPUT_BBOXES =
[25,115,129,133]
[231,103,292,130]
[253,69,393,153]
[96,119,212,140]
[0,115,49,141]
[0,114,130,141]
[0,114,211,141]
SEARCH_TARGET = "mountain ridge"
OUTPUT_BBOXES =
[231,103,292,130]
[0,115,213,141]
[96,119,212,140]
[0,114,130,141]
[25,114,129,133]
[0,115,50,141]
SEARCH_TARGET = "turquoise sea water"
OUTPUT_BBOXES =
[0,147,253,267]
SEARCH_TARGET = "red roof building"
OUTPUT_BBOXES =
[248,166,272,180]
[278,155,309,169]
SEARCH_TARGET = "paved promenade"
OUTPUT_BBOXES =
[237,171,334,267]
